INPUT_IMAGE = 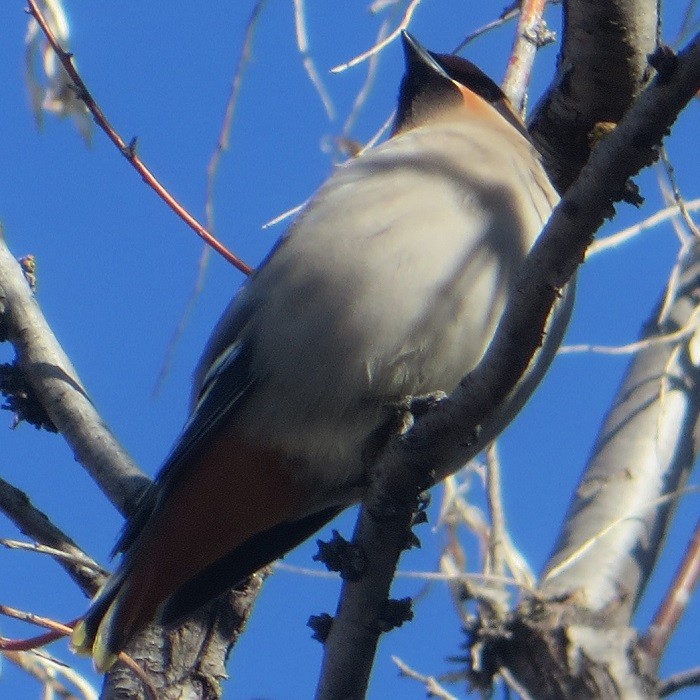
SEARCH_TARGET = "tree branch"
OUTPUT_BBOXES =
[658,666,700,697]
[530,0,661,192]
[0,476,105,596]
[0,233,149,516]
[501,0,552,113]
[540,242,700,617]
[24,0,252,276]
[101,573,267,700]
[641,516,700,662]
[487,239,700,698]
[315,32,700,700]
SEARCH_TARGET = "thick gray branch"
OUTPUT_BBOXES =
[540,241,700,616]
[530,0,660,192]
[0,234,149,516]
[0,233,265,699]
[488,243,700,698]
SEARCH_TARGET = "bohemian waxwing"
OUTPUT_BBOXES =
[73,31,574,670]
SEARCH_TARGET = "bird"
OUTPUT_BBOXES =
[72,31,573,671]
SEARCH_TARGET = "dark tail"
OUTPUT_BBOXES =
[72,505,341,671]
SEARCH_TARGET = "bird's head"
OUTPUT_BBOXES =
[393,31,528,139]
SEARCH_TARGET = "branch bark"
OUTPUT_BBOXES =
[541,241,700,614]
[0,232,149,516]
[101,574,267,700]
[0,476,105,596]
[530,0,660,192]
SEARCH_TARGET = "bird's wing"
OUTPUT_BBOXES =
[113,337,256,556]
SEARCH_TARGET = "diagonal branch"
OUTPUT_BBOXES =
[153,0,266,396]
[641,516,700,662]
[0,233,149,515]
[0,476,106,596]
[24,0,252,276]
[315,33,700,700]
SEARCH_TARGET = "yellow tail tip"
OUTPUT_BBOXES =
[93,646,120,674]
[70,620,92,656]
[71,616,119,672]
[92,599,122,672]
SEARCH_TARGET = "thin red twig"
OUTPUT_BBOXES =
[0,605,76,646]
[641,517,700,661]
[25,0,252,276]
[0,604,157,698]
[1,626,70,651]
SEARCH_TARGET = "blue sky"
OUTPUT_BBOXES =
[0,2,697,698]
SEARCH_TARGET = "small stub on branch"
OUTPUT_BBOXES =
[308,612,334,643]
[314,530,367,581]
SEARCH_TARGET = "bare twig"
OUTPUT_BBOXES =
[42,655,99,700]
[484,444,507,579]
[112,654,158,700]
[262,200,308,229]
[0,605,158,699]
[452,2,520,54]
[657,168,692,244]
[358,109,397,154]
[558,306,700,355]
[392,655,459,700]
[502,0,553,113]
[276,561,528,588]
[293,0,335,119]
[1,625,75,652]
[587,198,700,256]
[434,475,483,620]
[0,604,75,638]
[153,245,211,399]
[658,666,700,697]
[0,477,106,595]
[484,445,535,589]
[641,517,700,661]
[341,17,392,144]
[24,0,92,144]
[675,0,700,46]
[499,667,536,700]
[330,0,423,73]
[2,649,96,700]
[25,0,252,275]
[0,538,103,572]
[205,0,265,233]
[660,147,700,237]
[153,0,265,396]
[369,0,400,12]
